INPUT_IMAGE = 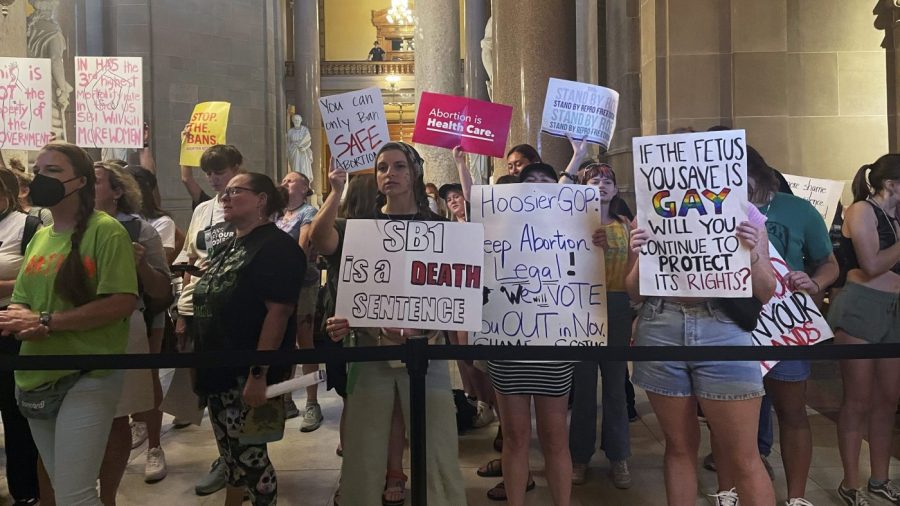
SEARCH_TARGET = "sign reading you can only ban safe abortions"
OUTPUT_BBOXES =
[541,78,619,151]
[336,220,485,331]
[319,87,390,172]
[75,57,143,149]
[471,184,608,347]
[633,129,752,297]
[412,92,513,158]
[0,57,52,150]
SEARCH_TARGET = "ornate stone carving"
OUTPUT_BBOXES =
[27,0,71,140]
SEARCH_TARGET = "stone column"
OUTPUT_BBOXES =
[415,0,461,186]
[605,0,640,206]
[293,0,323,195]
[465,0,490,101]
[0,0,29,167]
[491,0,576,174]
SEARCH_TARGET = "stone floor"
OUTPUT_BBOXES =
[1,361,898,505]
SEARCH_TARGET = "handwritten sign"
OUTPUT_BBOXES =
[336,220,484,331]
[541,78,619,151]
[75,57,143,149]
[633,130,752,297]
[180,102,231,166]
[412,92,513,158]
[0,57,52,150]
[470,184,608,347]
[752,244,833,374]
[319,88,389,172]
[782,174,844,225]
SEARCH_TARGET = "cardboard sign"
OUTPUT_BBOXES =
[0,57,52,150]
[180,102,231,166]
[632,130,752,297]
[319,88,389,172]
[782,174,845,226]
[470,184,608,347]
[75,57,143,149]
[752,244,834,374]
[336,220,485,331]
[412,92,513,158]
[541,78,619,151]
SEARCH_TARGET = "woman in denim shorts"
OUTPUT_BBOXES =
[828,155,900,504]
[626,202,777,504]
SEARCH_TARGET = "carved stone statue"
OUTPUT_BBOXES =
[480,16,493,101]
[27,0,71,141]
[287,114,314,184]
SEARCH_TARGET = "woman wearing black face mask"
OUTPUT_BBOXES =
[0,143,138,506]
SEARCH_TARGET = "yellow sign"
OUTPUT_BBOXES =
[179,102,231,167]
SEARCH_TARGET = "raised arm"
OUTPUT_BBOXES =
[559,133,590,184]
[452,146,474,201]
[179,123,206,203]
[309,162,345,256]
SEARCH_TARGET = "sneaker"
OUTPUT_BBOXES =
[610,460,632,489]
[838,483,871,506]
[195,457,227,496]
[703,452,717,472]
[472,401,496,428]
[284,396,300,420]
[868,479,900,503]
[709,488,740,506]
[300,402,323,432]
[144,446,168,483]
[131,421,148,449]
[785,499,814,506]
[571,463,588,485]
[171,418,191,429]
[761,454,775,481]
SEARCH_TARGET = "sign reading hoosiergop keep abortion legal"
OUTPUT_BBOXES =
[470,184,608,347]
[412,92,513,158]
[632,130,752,298]
[336,220,485,331]
[0,57,52,150]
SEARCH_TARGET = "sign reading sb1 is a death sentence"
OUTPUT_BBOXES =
[336,220,484,331]
[541,78,619,151]
[319,88,389,172]
[75,57,143,149]
[471,184,608,347]
[633,129,751,298]
[0,57,52,150]
[179,102,231,167]
[412,92,513,158]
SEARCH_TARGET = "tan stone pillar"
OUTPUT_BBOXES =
[605,0,641,207]
[0,0,29,167]
[491,0,576,174]
[293,0,323,196]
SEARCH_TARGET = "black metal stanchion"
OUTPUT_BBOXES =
[405,336,430,505]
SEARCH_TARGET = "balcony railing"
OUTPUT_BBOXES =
[285,60,415,78]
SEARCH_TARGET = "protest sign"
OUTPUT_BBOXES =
[752,244,833,374]
[75,57,143,149]
[470,184,608,347]
[319,88,389,172]
[541,78,619,151]
[335,220,484,331]
[0,57,52,150]
[412,92,513,158]
[632,129,752,297]
[782,174,845,225]
[179,102,231,166]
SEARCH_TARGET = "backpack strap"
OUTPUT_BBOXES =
[119,218,142,243]
[20,214,41,256]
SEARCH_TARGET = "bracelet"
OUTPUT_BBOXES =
[559,172,577,181]
[811,279,821,294]
[143,142,150,148]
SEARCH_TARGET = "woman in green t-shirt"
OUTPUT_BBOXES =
[0,142,138,506]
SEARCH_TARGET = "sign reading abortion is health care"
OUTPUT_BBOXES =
[471,184,608,347]
[782,174,845,226]
[75,57,143,149]
[412,92,513,158]
[633,130,752,298]
[541,78,619,151]
[0,57,52,150]
[180,101,231,166]
[336,220,484,331]
[319,87,390,172]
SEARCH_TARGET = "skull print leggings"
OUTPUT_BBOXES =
[207,387,277,506]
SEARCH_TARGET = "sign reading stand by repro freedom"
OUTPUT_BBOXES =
[318,88,390,172]
[75,57,143,149]
[336,220,485,331]
[632,129,752,298]
[180,102,231,166]
[412,92,513,158]
[541,78,619,151]
[0,57,52,150]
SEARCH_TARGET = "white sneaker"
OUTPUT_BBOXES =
[710,488,740,506]
[144,446,168,483]
[785,499,814,506]
[131,421,148,449]
[471,401,496,428]
[610,460,632,489]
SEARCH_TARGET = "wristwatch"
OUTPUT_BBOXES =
[39,312,52,329]
[249,365,267,379]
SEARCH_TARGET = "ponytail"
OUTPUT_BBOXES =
[851,154,900,203]
[851,164,873,203]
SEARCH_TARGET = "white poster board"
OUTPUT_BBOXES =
[541,78,619,151]
[470,184,608,347]
[752,244,834,375]
[336,220,484,331]
[782,174,844,226]
[75,57,143,149]
[632,130,752,297]
[318,87,390,172]
[0,57,52,150]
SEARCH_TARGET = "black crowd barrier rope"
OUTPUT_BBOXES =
[4,341,900,505]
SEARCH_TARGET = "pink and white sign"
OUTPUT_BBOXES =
[412,92,513,158]
[0,57,52,150]
[75,57,143,149]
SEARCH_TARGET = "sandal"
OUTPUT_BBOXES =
[382,469,408,506]
[477,458,503,477]
[486,475,536,501]
[493,426,503,453]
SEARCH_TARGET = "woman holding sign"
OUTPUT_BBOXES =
[828,155,900,504]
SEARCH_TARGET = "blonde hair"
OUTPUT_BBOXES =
[95,162,143,215]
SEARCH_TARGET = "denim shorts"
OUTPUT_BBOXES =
[766,359,810,382]
[632,298,765,401]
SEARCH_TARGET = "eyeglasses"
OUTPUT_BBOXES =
[223,186,259,197]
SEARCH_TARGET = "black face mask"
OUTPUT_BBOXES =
[29,173,81,207]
